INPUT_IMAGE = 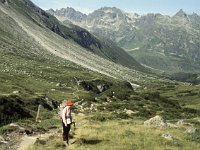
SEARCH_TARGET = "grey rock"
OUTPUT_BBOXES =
[185,126,197,134]
[0,135,7,144]
[144,115,168,128]
[161,133,173,140]
[9,123,25,130]
[176,119,192,126]
[176,119,185,126]
[166,123,178,128]
[97,85,104,93]
[56,83,62,87]
[0,136,4,141]
[12,91,20,94]
[124,109,134,115]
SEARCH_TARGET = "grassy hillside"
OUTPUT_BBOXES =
[9,0,144,71]
[27,81,200,150]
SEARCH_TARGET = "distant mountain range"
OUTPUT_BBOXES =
[0,0,148,86]
[47,7,200,73]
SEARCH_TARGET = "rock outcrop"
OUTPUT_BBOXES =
[144,115,177,128]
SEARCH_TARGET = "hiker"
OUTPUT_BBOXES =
[62,100,73,146]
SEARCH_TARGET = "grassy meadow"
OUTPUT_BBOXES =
[29,114,200,150]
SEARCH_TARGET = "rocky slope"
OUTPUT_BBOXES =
[0,0,149,85]
[6,1,143,71]
[49,7,200,73]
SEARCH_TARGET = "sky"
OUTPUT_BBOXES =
[31,0,200,15]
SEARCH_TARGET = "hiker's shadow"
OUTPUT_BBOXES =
[76,138,108,145]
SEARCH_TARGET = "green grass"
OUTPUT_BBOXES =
[29,115,200,150]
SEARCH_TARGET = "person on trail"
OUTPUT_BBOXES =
[62,100,73,146]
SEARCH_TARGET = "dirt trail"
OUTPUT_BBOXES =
[17,129,58,150]
[18,136,37,150]
[17,114,87,150]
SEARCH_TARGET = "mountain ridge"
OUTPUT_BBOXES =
[0,0,150,86]
[49,7,200,73]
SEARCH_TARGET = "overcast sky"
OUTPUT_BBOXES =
[31,0,200,15]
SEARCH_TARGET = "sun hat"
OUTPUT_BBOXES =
[66,100,73,106]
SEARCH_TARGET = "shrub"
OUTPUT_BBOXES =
[91,113,107,122]
[187,129,200,142]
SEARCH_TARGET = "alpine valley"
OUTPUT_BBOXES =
[48,7,200,74]
[0,1,200,150]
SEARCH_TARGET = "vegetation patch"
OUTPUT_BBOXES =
[187,129,200,143]
[0,95,32,126]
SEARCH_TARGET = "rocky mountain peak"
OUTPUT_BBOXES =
[97,6,124,14]
[190,12,199,18]
[174,9,187,17]
[91,7,123,15]
[47,7,87,22]
[46,8,54,15]
[55,7,86,17]
[88,6,127,22]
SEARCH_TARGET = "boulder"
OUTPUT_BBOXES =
[97,84,110,93]
[185,126,197,134]
[9,123,25,130]
[161,133,173,140]
[12,91,20,94]
[80,80,111,94]
[176,119,193,127]
[176,119,185,126]
[144,115,177,128]
[97,85,105,93]
[90,103,97,112]
[125,109,134,115]
[9,123,34,135]
[144,115,167,128]
[0,136,4,141]
[167,123,178,128]
[0,135,8,144]
[56,83,62,87]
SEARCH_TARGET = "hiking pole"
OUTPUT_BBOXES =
[72,121,76,130]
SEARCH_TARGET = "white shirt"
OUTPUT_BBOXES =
[62,106,72,124]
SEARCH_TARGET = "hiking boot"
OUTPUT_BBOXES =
[63,141,68,147]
